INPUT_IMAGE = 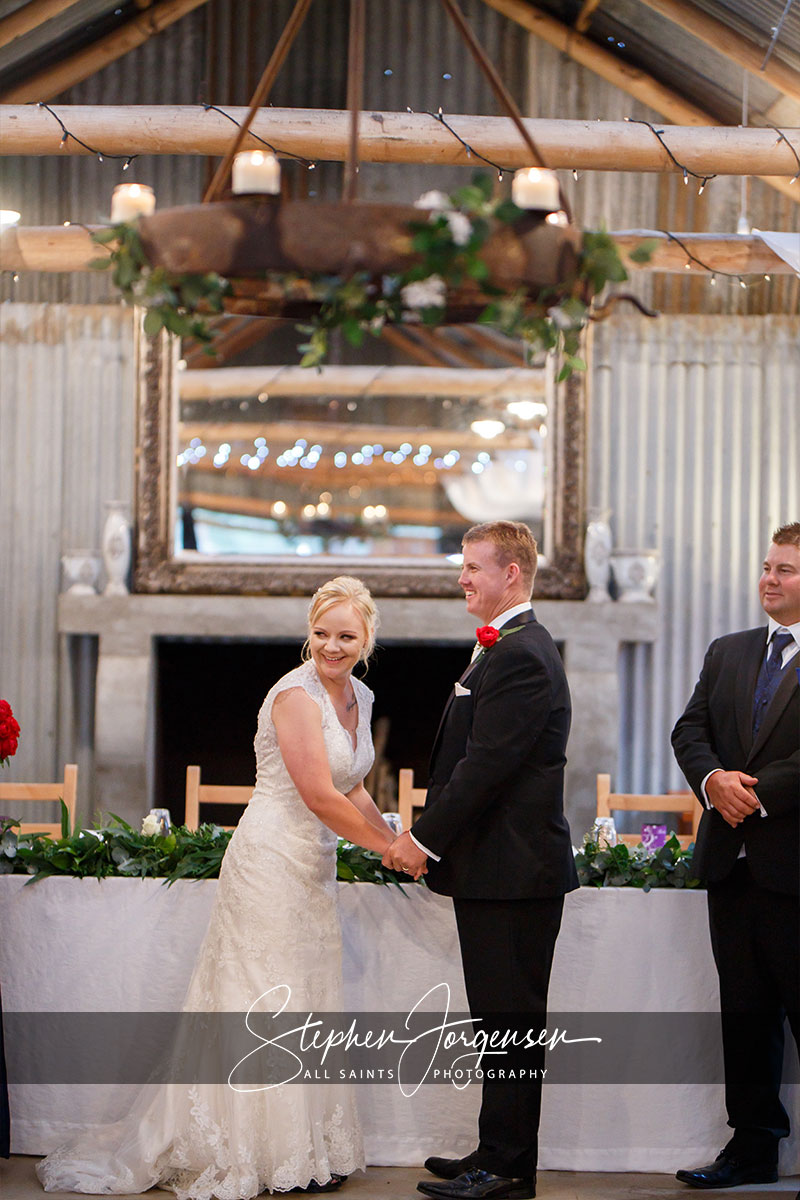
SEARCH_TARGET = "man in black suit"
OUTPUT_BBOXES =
[671,521,800,1189]
[384,520,578,1200]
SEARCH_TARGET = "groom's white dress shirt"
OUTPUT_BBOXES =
[409,601,534,862]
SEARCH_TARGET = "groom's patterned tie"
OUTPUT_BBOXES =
[752,630,794,736]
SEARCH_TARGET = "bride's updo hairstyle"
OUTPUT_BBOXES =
[304,575,379,663]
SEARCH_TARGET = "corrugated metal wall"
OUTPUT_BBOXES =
[588,312,800,792]
[0,304,136,813]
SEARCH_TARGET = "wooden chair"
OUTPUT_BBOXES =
[596,773,700,849]
[0,764,78,837]
[184,765,252,831]
[397,768,427,833]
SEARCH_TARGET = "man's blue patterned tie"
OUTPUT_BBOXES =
[752,630,794,736]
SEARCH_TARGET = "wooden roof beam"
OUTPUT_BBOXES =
[0,0,212,103]
[0,0,86,50]
[379,325,452,368]
[479,0,799,204]
[1,107,798,178]
[1,225,792,276]
[178,365,548,402]
[183,317,282,369]
[575,0,604,35]
[636,0,800,108]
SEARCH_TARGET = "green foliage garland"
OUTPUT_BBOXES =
[575,834,700,891]
[0,809,409,888]
[91,174,655,376]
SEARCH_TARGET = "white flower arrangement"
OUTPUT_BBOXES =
[141,812,161,837]
[401,274,447,311]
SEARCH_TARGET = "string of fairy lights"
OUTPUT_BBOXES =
[2,101,797,296]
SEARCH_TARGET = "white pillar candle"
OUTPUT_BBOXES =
[232,151,281,195]
[511,168,560,211]
[110,183,156,222]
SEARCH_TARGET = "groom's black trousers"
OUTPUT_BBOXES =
[453,895,564,1179]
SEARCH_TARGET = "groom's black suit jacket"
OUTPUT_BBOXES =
[411,609,579,899]
[671,626,799,896]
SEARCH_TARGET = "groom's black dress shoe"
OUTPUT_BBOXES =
[675,1149,778,1189]
[417,1167,535,1199]
[424,1151,481,1179]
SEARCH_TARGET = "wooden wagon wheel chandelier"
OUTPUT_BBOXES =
[99,0,651,368]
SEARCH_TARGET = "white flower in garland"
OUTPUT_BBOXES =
[401,275,447,311]
[547,304,580,331]
[414,190,451,211]
[445,210,472,246]
[141,812,161,837]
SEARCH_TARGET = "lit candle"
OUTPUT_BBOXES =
[511,168,560,212]
[110,183,155,222]
[232,151,281,195]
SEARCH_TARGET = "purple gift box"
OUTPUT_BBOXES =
[641,823,668,850]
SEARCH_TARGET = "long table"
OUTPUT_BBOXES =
[1,876,798,1174]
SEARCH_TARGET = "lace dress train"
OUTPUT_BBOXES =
[37,662,373,1197]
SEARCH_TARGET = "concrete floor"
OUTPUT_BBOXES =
[3,1157,799,1200]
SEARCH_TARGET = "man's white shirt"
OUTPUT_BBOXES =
[409,602,534,862]
[700,618,800,822]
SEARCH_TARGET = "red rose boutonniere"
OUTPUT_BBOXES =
[476,626,500,648]
[474,624,524,658]
[0,699,20,766]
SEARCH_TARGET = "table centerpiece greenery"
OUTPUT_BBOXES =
[0,807,406,887]
[575,833,700,890]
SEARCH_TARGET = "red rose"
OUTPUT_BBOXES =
[476,626,499,648]
[0,699,20,765]
[0,736,18,760]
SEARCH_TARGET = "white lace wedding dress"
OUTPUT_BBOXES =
[37,661,373,1197]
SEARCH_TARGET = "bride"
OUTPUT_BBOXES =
[37,576,407,1197]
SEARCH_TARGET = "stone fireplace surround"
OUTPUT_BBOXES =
[58,594,657,839]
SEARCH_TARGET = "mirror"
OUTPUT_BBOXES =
[134,331,586,597]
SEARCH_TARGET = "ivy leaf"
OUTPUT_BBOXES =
[628,238,659,264]
[493,199,523,224]
[143,309,165,337]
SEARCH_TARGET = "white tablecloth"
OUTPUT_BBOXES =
[1,876,797,1173]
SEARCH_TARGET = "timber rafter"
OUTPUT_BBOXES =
[1,106,798,179]
[0,225,792,277]
[479,0,800,204]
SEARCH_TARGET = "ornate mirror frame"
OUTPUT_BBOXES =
[134,330,586,598]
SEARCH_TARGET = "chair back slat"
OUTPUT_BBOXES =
[0,764,78,837]
[596,773,699,849]
[184,765,252,830]
[397,768,427,833]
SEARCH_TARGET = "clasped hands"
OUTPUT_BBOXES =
[382,830,428,880]
[706,770,763,828]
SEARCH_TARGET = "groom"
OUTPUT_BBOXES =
[384,520,578,1200]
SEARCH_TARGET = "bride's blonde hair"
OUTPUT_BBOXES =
[303,576,379,663]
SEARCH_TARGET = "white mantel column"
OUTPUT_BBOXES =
[94,629,153,824]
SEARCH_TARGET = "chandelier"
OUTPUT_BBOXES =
[97,0,651,370]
